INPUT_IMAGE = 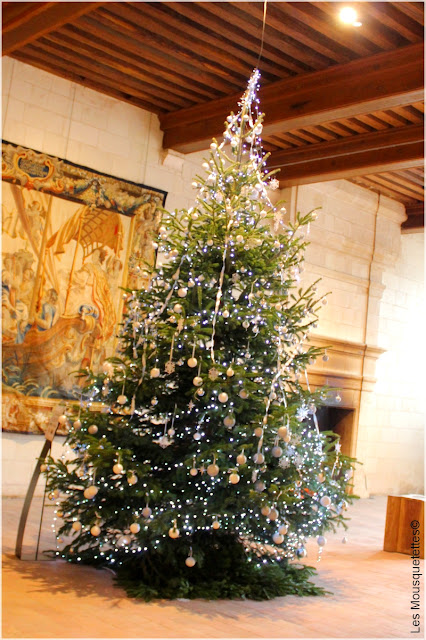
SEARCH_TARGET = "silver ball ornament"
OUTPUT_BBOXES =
[229,472,240,484]
[88,424,98,435]
[218,392,228,403]
[273,533,284,545]
[142,506,152,518]
[185,556,196,567]
[207,463,219,477]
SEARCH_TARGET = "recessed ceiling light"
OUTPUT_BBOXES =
[339,7,359,25]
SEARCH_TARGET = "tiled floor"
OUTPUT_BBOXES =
[2,495,420,638]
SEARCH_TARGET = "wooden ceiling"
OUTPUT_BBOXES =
[2,1,424,231]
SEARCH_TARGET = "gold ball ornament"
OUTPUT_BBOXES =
[269,508,278,521]
[226,367,235,377]
[218,392,228,403]
[90,525,101,536]
[239,389,249,399]
[187,357,198,368]
[84,486,98,499]
[236,452,247,465]
[72,521,82,532]
[173,303,183,313]
[40,463,47,472]
[169,527,180,539]
[254,427,263,438]
[196,387,205,396]
[261,505,271,516]
[113,463,124,475]
[272,446,283,457]
[317,472,325,483]
[88,425,98,435]
[58,414,67,425]
[193,376,203,386]
[229,472,240,484]
[279,524,288,535]
[150,367,160,378]
[177,288,187,298]
[74,419,82,430]
[222,309,230,318]
[253,452,264,464]
[189,468,198,476]
[127,474,138,485]
[142,506,152,518]
[277,426,288,439]
[117,394,127,405]
[273,533,284,545]
[224,415,236,428]
[212,520,220,530]
[130,523,140,534]
[185,556,196,567]
[207,463,219,477]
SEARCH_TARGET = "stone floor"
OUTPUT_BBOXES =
[2,495,420,638]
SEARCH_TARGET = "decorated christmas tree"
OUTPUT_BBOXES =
[44,70,355,600]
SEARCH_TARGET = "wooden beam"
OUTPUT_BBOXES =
[160,43,424,153]
[268,124,424,168]
[402,203,424,232]
[2,2,102,55]
[276,143,423,187]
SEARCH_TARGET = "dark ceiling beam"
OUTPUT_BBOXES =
[160,43,424,153]
[267,124,424,186]
[276,144,423,188]
[2,2,102,55]
[402,203,424,232]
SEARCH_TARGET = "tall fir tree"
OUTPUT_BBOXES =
[44,71,355,600]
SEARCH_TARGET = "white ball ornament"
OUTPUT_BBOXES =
[193,432,202,441]
[117,394,127,405]
[169,527,180,539]
[218,392,228,403]
[253,452,264,464]
[242,320,250,329]
[296,547,308,558]
[229,472,240,484]
[344,468,353,481]
[273,533,284,545]
[190,468,198,476]
[261,505,271,516]
[317,472,325,483]
[187,357,198,368]
[223,415,236,428]
[317,535,327,547]
[222,309,230,318]
[272,446,283,458]
[88,424,98,435]
[173,303,183,313]
[130,523,141,534]
[142,506,152,518]
[72,521,82,532]
[185,556,196,567]
[236,452,247,465]
[90,525,101,536]
[226,367,234,377]
[193,376,203,386]
[113,463,124,475]
[196,387,205,396]
[58,415,67,425]
[207,239,214,246]
[269,508,278,521]
[150,367,160,378]
[177,288,187,298]
[74,419,82,430]
[320,496,331,507]
[118,536,130,547]
[207,463,219,477]
[236,235,244,243]
[279,524,288,535]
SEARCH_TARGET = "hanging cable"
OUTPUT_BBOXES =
[256,1,268,70]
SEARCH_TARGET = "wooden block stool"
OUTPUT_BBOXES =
[384,494,424,558]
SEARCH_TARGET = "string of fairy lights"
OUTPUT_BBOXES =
[44,69,353,571]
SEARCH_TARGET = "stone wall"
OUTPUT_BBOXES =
[2,57,423,497]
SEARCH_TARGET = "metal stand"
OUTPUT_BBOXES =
[15,420,59,559]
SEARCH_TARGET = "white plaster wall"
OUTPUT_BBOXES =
[2,58,423,497]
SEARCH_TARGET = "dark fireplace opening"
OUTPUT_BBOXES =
[314,406,355,458]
